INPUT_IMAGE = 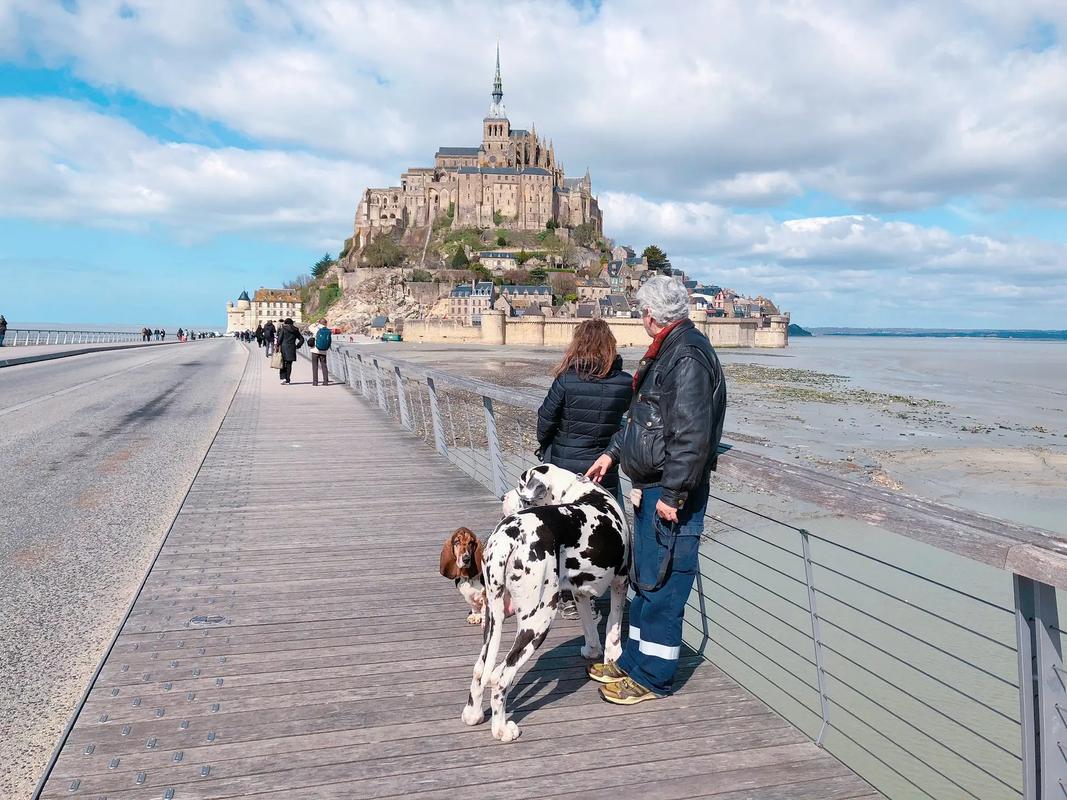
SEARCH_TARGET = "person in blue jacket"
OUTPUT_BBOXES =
[537,318,633,618]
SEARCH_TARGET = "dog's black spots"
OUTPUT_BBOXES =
[571,571,597,588]
[583,514,627,571]
[466,692,474,707]
[565,557,581,571]
[532,465,550,474]
[512,557,524,571]
[506,628,537,666]
[510,573,524,583]
[547,592,560,609]
[526,522,557,563]
[534,629,550,648]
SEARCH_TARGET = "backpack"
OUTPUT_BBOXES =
[315,326,332,351]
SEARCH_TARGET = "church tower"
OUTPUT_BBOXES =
[481,45,510,167]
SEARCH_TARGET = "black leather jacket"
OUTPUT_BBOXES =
[605,319,726,509]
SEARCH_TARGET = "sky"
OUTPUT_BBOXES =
[1,1,1066,328]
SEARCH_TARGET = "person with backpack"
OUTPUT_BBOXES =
[308,318,332,386]
[277,318,304,385]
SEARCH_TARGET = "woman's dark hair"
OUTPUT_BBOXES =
[553,319,618,380]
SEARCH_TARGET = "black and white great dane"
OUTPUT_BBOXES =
[462,464,631,742]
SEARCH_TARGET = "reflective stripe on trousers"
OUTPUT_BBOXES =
[616,481,708,695]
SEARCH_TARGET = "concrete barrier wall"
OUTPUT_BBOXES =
[405,313,782,348]
[403,319,483,343]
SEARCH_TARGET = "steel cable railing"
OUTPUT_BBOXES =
[329,344,1066,800]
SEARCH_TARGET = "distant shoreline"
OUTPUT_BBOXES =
[807,328,1067,342]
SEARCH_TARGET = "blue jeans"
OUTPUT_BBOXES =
[616,481,708,695]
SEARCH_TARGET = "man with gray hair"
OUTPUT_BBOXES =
[586,275,726,704]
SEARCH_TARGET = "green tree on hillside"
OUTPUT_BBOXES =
[312,253,335,279]
[529,266,548,285]
[451,247,470,268]
[471,264,492,282]
[573,223,596,248]
[363,236,405,268]
[642,245,671,273]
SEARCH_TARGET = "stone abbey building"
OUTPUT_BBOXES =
[350,49,602,254]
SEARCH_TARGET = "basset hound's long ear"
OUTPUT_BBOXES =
[473,536,485,576]
[440,534,460,579]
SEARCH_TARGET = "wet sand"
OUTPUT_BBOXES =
[372,336,1067,534]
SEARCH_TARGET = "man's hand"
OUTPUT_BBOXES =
[656,500,679,522]
[585,454,613,483]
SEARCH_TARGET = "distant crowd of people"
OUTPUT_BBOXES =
[140,327,215,342]
[235,318,333,386]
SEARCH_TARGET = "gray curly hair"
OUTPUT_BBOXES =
[635,275,691,325]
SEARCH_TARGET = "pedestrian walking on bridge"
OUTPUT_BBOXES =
[263,320,276,358]
[586,275,727,705]
[255,324,264,348]
[308,318,332,386]
[277,318,303,385]
[0,315,7,347]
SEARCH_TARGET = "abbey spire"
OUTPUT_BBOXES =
[488,43,506,119]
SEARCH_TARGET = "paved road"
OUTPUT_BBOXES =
[0,340,248,798]
[0,339,183,368]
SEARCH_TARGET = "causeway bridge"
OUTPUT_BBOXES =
[29,341,1067,799]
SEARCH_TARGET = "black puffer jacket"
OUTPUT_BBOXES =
[536,356,633,490]
[606,319,726,509]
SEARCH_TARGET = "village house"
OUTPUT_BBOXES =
[478,250,519,273]
[576,277,611,301]
[448,281,496,325]
[500,284,553,309]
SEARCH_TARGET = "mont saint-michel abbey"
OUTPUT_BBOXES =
[351,49,602,252]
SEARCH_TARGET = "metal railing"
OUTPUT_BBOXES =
[1,329,146,346]
[329,343,1067,800]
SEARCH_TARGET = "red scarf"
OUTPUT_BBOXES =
[633,319,686,391]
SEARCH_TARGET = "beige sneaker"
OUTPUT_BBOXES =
[599,676,659,705]
[586,661,628,684]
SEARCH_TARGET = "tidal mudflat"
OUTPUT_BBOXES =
[383,336,1067,534]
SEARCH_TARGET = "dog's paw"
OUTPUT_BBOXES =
[492,719,521,742]
[461,704,484,726]
[466,611,483,625]
[580,644,604,660]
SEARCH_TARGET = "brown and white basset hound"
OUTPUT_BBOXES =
[440,527,487,624]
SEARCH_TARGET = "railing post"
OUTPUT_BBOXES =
[426,377,448,456]
[799,529,831,747]
[482,395,507,499]
[356,354,369,397]
[1014,575,1066,799]
[372,358,386,411]
[394,366,412,430]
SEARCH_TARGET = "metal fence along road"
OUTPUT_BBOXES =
[330,343,1067,800]
[2,329,145,346]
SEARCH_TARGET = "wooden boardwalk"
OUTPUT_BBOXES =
[37,344,876,799]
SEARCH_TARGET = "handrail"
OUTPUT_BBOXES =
[330,342,1067,800]
[337,343,1067,588]
[1,328,146,347]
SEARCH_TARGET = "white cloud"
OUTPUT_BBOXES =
[0,98,388,246]
[4,1,1067,208]
[602,192,1067,326]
